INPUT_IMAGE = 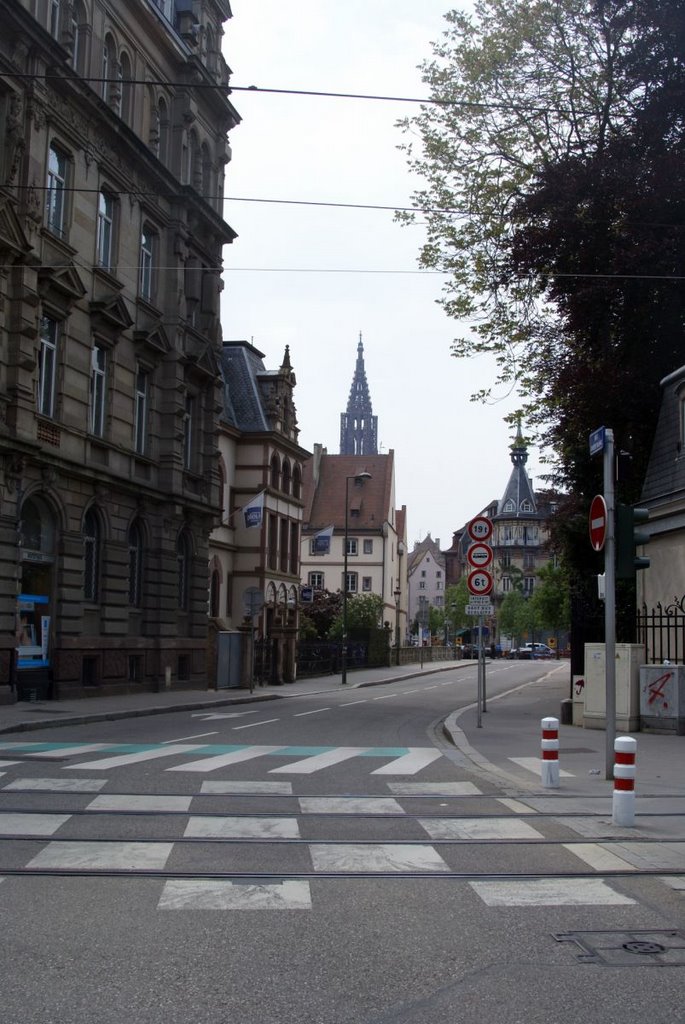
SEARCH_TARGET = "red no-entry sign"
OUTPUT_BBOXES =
[589,494,608,552]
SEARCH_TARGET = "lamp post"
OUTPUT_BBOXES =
[341,471,372,685]
[394,587,401,666]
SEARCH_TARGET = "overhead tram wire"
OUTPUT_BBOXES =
[1,71,591,116]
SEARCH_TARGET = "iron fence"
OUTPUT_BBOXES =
[296,641,368,678]
[636,596,685,665]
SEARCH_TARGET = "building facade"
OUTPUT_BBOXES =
[4,0,239,700]
[444,428,558,646]
[209,342,310,684]
[407,535,445,637]
[300,446,407,642]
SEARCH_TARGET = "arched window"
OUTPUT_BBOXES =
[21,496,55,554]
[210,568,220,617]
[49,0,61,39]
[281,460,291,495]
[127,520,144,607]
[83,508,101,603]
[71,1,87,75]
[292,465,301,500]
[120,51,133,124]
[177,530,191,611]
[270,454,280,489]
[102,33,116,104]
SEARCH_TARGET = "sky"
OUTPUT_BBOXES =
[220,0,546,551]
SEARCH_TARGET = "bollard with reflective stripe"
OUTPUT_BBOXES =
[541,716,560,788]
[612,736,637,827]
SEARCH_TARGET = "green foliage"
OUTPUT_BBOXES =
[299,590,343,640]
[530,562,571,635]
[444,580,471,630]
[328,593,384,640]
[399,0,685,574]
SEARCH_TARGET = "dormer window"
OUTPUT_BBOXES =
[503,499,515,513]
[520,500,533,512]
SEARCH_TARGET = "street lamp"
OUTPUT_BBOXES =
[341,471,372,685]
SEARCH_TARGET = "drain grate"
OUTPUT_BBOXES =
[555,930,685,966]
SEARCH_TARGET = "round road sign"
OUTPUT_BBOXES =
[467,516,493,542]
[467,542,493,570]
[467,568,493,595]
[589,494,608,552]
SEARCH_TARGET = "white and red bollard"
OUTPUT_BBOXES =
[612,736,637,827]
[540,716,560,788]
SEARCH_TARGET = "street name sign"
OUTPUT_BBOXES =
[589,494,608,552]
[466,603,494,616]
[589,426,606,456]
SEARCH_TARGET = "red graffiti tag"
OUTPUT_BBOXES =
[647,671,673,708]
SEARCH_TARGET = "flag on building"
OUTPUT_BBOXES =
[311,524,334,554]
[243,490,265,529]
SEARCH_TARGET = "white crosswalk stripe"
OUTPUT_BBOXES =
[269,747,372,774]
[167,745,285,773]
[371,748,443,775]
[66,744,206,771]
[158,880,312,910]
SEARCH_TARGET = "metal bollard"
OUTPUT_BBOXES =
[541,716,560,788]
[612,736,637,827]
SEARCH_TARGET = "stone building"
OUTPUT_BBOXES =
[3,0,239,700]
[407,535,445,636]
[209,342,310,685]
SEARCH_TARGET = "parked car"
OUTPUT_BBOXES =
[509,642,554,660]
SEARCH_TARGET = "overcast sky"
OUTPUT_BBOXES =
[221,1,546,550]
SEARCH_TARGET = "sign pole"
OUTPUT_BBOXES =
[604,429,616,780]
[480,613,487,713]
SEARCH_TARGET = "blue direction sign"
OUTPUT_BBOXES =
[589,426,606,456]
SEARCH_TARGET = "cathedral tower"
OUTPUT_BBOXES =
[339,334,378,455]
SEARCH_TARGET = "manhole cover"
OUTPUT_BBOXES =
[555,930,685,966]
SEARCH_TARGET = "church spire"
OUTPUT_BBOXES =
[339,332,378,455]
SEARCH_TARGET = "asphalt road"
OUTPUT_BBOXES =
[2,661,685,1024]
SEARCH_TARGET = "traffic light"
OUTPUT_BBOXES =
[616,504,650,579]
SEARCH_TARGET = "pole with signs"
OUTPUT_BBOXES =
[589,428,616,780]
[466,516,494,728]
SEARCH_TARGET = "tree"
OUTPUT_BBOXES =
[497,590,527,645]
[399,0,685,547]
[299,590,343,640]
[530,562,571,652]
[328,593,384,640]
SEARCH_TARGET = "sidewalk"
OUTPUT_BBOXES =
[0,659,469,735]
[444,663,685,836]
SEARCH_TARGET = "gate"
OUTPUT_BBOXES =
[636,596,685,665]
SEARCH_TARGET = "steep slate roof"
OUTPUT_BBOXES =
[219,340,270,432]
[642,365,685,504]
[494,424,538,519]
[303,451,395,531]
[408,535,445,574]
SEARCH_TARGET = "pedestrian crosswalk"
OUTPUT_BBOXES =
[0,741,446,777]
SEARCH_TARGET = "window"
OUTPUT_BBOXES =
[210,569,220,617]
[503,499,515,512]
[523,552,535,569]
[158,97,169,163]
[502,576,512,592]
[134,368,148,455]
[362,576,372,592]
[309,572,324,589]
[435,596,444,607]
[268,514,277,571]
[139,226,156,301]
[524,577,535,594]
[49,0,60,38]
[281,460,291,495]
[177,531,191,611]
[421,570,426,577]
[182,394,194,469]
[520,500,533,512]
[419,581,426,589]
[290,522,299,575]
[436,570,442,578]
[83,508,100,602]
[346,538,358,556]
[292,466,301,499]
[90,344,106,437]
[436,581,442,590]
[127,520,143,606]
[270,454,280,488]
[102,34,115,104]
[279,518,289,573]
[71,1,86,73]
[46,144,68,237]
[363,539,373,554]
[501,552,511,568]
[344,572,358,593]
[96,191,115,269]
[38,317,58,418]
[120,52,133,123]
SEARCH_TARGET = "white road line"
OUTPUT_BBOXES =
[185,816,300,838]
[563,843,638,872]
[470,878,635,906]
[4,778,107,793]
[200,781,293,795]
[372,694,395,700]
[86,794,193,812]
[270,747,372,775]
[293,708,331,717]
[31,744,111,758]
[340,700,367,707]
[167,745,285,773]
[27,841,173,870]
[509,756,574,778]
[300,797,404,815]
[158,879,312,910]
[0,812,71,836]
[0,762,19,769]
[371,748,442,776]
[66,744,206,771]
[233,719,280,730]
[162,732,219,743]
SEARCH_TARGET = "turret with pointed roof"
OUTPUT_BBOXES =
[339,333,378,455]
[496,422,537,518]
